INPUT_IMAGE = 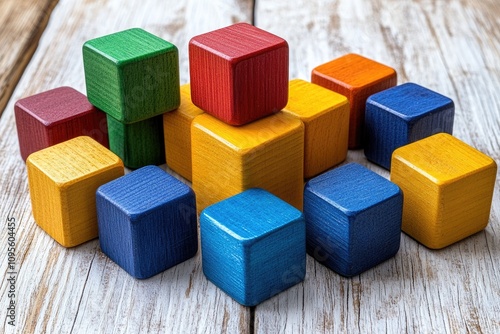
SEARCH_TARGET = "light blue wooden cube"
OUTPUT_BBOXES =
[96,165,197,279]
[200,188,306,306]
[364,82,454,169]
[304,163,403,277]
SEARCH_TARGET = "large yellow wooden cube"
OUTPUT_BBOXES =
[192,112,304,212]
[283,79,349,178]
[391,133,497,249]
[163,84,203,181]
[27,136,124,247]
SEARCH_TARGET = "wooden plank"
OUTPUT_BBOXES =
[255,0,500,333]
[0,0,253,333]
[0,0,59,117]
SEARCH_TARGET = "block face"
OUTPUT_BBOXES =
[200,188,305,306]
[311,53,396,148]
[107,114,165,169]
[391,133,497,249]
[304,163,403,276]
[163,84,204,181]
[97,166,198,279]
[26,136,124,247]
[192,112,304,213]
[365,83,455,169]
[189,23,288,125]
[83,28,180,123]
[283,79,350,178]
[14,86,108,161]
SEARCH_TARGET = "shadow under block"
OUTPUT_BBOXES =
[304,163,403,277]
[14,86,108,161]
[283,79,350,178]
[96,166,198,279]
[189,22,288,126]
[83,28,180,124]
[391,133,497,249]
[26,136,124,247]
[364,83,455,170]
[200,188,305,306]
[107,114,165,169]
[311,53,397,149]
[192,112,304,213]
[163,84,203,181]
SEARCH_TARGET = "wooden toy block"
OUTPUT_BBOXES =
[83,28,180,124]
[283,79,350,178]
[311,53,397,149]
[96,166,197,279]
[107,114,165,169]
[163,84,203,181]
[26,136,124,247]
[192,112,304,212]
[189,22,288,126]
[14,86,108,161]
[365,83,455,169]
[391,133,497,249]
[201,188,305,306]
[304,163,403,277]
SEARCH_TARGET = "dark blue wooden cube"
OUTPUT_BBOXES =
[200,188,306,306]
[364,82,454,169]
[96,165,197,279]
[304,163,403,277]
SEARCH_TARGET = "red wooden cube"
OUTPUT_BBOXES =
[189,23,288,126]
[14,87,108,161]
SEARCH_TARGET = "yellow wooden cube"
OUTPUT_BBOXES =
[163,84,203,181]
[283,79,349,178]
[192,112,304,212]
[27,136,124,247]
[391,133,497,249]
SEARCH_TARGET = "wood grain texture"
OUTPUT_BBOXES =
[0,0,59,117]
[304,163,403,277]
[163,83,204,181]
[391,133,497,249]
[283,79,349,178]
[14,86,109,161]
[365,82,455,169]
[83,28,180,124]
[107,114,165,169]
[97,166,197,279]
[189,22,288,125]
[191,112,304,212]
[200,188,306,306]
[0,0,253,333]
[26,136,124,247]
[311,53,397,149]
[255,0,500,333]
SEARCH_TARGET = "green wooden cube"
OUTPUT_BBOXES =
[83,28,180,124]
[106,114,165,169]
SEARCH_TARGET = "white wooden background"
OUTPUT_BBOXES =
[0,0,499,333]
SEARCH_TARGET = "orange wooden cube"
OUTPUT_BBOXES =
[163,84,203,181]
[282,79,349,178]
[27,136,124,247]
[311,54,396,149]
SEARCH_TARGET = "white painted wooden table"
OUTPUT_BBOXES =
[0,0,499,333]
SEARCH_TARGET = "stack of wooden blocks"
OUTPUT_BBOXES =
[14,22,497,307]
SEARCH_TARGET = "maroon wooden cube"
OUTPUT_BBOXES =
[15,86,109,161]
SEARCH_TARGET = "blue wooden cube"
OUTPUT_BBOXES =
[364,82,454,169]
[304,163,403,277]
[200,188,306,306]
[96,165,197,279]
